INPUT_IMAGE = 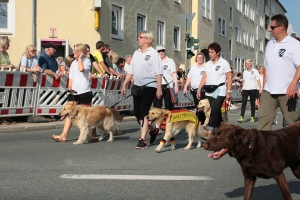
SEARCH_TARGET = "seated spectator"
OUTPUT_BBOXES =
[115,57,126,75]
[20,45,40,73]
[0,35,18,71]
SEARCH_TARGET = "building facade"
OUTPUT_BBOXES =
[0,0,286,72]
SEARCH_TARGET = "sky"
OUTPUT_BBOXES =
[280,0,300,36]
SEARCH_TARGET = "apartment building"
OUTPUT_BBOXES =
[0,0,286,72]
[211,0,286,72]
[1,0,191,67]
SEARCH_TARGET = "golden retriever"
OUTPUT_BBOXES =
[197,99,211,126]
[59,104,121,144]
[147,108,207,152]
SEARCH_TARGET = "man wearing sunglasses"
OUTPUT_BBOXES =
[257,14,300,130]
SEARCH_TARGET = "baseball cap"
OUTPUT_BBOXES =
[156,45,165,51]
[45,42,57,49]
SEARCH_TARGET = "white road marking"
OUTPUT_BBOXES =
[60,174,213,181]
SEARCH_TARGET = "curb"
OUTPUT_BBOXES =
[0,116,137,133]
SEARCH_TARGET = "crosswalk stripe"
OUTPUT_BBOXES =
[60,174,213,181]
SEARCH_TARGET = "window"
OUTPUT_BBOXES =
[111,4,124,40]
[256,25,258,40]
[250,6,255,21]
[235,26,242,43]
[157,20,165,45]
[202,0,211,20]
[137,13,146,38]
[259,39,264,52]
[221,52,226,59]
[218,16,226,37]
[173,26,180,51]
[229,6,233,27]
[259,15,264,28]
[0,0,15,35]
[236,0,243,12]
[229,39,232,60]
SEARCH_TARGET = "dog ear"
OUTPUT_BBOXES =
[234,128,247,140]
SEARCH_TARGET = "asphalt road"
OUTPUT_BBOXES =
[0,108,299,200]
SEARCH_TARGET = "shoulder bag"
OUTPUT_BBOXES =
[131,81,156,98]
[163,76,178,104]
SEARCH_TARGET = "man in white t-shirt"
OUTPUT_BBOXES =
[237,59,261,123]
[257,14,300,130]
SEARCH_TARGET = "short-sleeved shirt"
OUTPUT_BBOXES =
[102,52,112,68]
[242,68,260,90]
[69,58,91,95]
[161,56,176,88]
[187,63,206,90]
[92,50,105,75]
[264,35,300,94]
[20,55,39,70]
[128,47,163,87]
[0,51,11,70]
[38,52,58,72]
[204,57,231,97]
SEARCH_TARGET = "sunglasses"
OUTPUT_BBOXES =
[138,36,146,39]
[30,50,36,53]
[270,24,281,30]
[158,49,165,53]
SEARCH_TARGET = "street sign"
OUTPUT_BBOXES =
[177,13,195,31]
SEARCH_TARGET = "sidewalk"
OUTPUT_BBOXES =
[0,116,137,133]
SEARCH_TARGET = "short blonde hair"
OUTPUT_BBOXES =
[74,43,87,57]
[139,30,155,47]
[64,55,74,67]
[258,66,264,70]
[0,36,10,49]
[110,52,119,64]
[24,45,37,58]
[195,52,206,63]
[245,59,253,64]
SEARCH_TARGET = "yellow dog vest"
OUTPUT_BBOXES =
[160,109,199,130]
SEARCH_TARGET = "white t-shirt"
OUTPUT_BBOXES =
[69,58,91,95]
[204,57,231,97]
[242,68,260,90]
[162,56,176,88]
[187,63,205,90]
[128,47,163,87]
[124,63,130,73]
[19,55,39,70]
[264,35,300,94]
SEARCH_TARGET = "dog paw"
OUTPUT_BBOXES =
[197,144,202,148]
[155,147,162,152]
[107,139,114,142]
[184,146,191,150]
[73,141,83,145]
[98,137,104,141]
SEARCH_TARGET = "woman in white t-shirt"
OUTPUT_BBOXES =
[196,42,232,139]
[237,59,261,123]
[20,45,41,73]
[51,43,95,142]
[183,52,206,123]
[121,30,163,149]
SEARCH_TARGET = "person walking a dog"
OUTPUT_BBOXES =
[121,30,163,149]
[257,14,300,130]
[183,52,206,123]
[237,59,261,123]
[51,43,96,142]
[196,42,232,138]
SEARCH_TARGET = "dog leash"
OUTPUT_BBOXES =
[110,94,132,107]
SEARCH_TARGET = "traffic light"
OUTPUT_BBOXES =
[186,35,200,59]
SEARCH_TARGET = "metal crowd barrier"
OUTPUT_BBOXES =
[2,71,240,118]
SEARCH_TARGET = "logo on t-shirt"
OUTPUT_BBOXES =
[163,65,168,70]
[145,55,151,61]
[251,71,254,75]
[215,66,221,71]
[278,49,286,57]
[200,71,204,75]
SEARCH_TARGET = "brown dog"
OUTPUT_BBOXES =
[147,108,205,152]
[59,104,121,144]
[203,123,300,200]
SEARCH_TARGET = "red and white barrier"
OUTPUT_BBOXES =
[0,72,37,117]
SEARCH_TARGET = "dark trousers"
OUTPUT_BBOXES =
[133,86,157,123]
[241,89,258,118]
[153,85,175,110]
[207,96,225,130]
[190,89,206,125]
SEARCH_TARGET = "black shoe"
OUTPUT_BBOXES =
[135,138,148,149]
[149,128,159,145]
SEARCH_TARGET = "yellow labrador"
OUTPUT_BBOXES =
[59,104,121,144]
[197,99,211,126]
[147,108,204,152]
